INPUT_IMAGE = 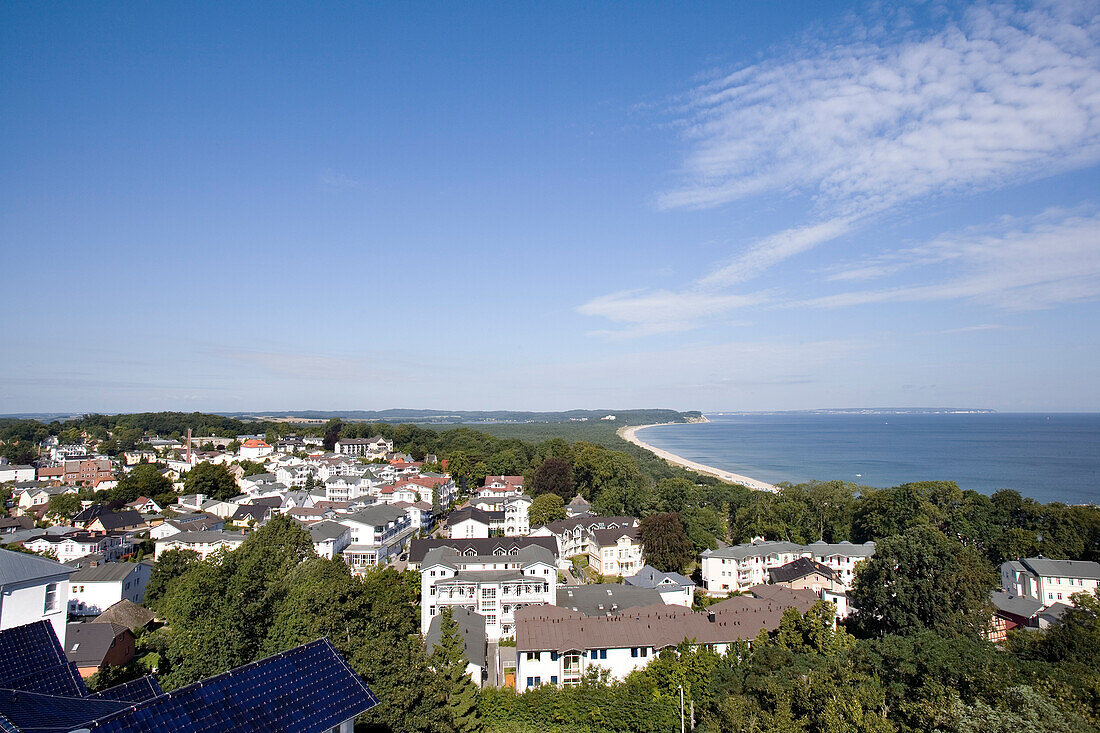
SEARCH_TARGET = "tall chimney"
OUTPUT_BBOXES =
[186,428,192,463]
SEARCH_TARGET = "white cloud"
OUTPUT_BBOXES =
[580,2,1100,336]
[800,211,1100,310]
[662,3,1100,216]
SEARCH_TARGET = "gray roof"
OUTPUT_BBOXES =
[308,520,350,543]
[69,562,144,583]
[557,584,663,616]
[704,539,875,561]
[408,537,559,564]
[0,547,76,586]
[341,505,407,526]
[990,590,1044,619]
[425,607,487,667]
[421,544,556,570]
[448,507,493,526]
[159,530,247,545]
[625,565,696,589]
[65,622,132,666]
[1020,558,1100,580]
[537,516,636,534]
[767,558,840,585]
[1040,602,1072,624]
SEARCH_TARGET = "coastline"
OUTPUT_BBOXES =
[618,420,778,492]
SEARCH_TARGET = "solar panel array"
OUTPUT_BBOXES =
[0,688,129,733]
[85,639,379,733]
[88,674,163,703]
[0,621,87,698]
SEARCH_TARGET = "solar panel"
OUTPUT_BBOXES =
[0,688,128,733]
[0,621,87,698]
[84,640,378,733]
[89,674,163,703]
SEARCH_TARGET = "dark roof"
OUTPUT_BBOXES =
[69,562,144,583]
[1040,602,1072,625]
[87,674,162,703]
[341,504,408,526]
[65,622,132,667]
[232,504,274,521]
[0,548,75,587]
[767,557,841,585]
[0,620,87,697]
[1020,558,1100,580]
[89,510,144,530]
[537,516,635,534]
[625,565,695,589]
[426,607,487,667]
[990,590,1044,620]
[591,526,640,544]
[308,520,351,543]
[408,536,559,564]
[448,507,493,526]
[556,584,663,616]
[92,600,155,631]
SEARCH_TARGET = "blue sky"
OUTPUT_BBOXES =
[2,1,1099,413]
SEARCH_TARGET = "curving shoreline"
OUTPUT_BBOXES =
[618,421,778,492]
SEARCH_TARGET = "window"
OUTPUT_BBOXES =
[526,652,538,661]
[481,587,496,599]
[486,615,497,625]
[551,676,558,685]
[550,651,558,661]
[43,583,59,613]
[526,677,534,688]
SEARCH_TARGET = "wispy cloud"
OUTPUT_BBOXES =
[799,210,1100,310]
[580,2,1100,336]
[318,169,361,189]
[577,289,769,337]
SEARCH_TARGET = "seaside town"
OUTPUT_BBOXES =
[1,415,1098,731]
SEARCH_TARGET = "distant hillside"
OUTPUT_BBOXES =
[219,408,700,426]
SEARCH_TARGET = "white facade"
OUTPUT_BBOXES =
[1001,558,1100,606]
[450,515,491,539]
[154,531,247,559]
[24,534,122,564]
[0,465,36,483]
[0,549,74,646]
[701,539,876,595]
[421,546,557,641]
[239,440,273,460]
[334,437,393,458]
[68,562,153,616]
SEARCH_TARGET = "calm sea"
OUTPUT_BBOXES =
[635,413,1100,505]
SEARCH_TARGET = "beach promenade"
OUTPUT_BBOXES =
[618,422,778,492]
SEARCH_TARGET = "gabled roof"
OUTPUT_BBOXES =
[0,548,75,587]
[69,562,143,583]
[65,622,132,667]
[591,526,640,545]
[0,620,87,697]
[92,600,155,631]
[87,510,144,530]
[309,520,351,543]
[426,607,487,667]
[625,565,696,589]
[340,504,407,526]
[1020,557,1100,580]
[990,590,1044,620]
[556,584,663,616]
[408,536,559,564]
[767,557,841,585]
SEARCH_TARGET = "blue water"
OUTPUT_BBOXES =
[636,413,1100,505]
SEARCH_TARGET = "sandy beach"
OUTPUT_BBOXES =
[618,421,778,492]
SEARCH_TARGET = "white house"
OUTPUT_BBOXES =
[515,587,817,689]
[0,548,74,646]
[308,520,353,560]
[700,539,876,595]
[23,532,123,564]
[420,544,557,642]
[448,507,494,539]
[324,476,381,502]
[624,565,696,607]
[1001,558,1100,606]
[239,439,273,460]
[149,513,224,540]
[67,560,153,616]
[426,607,487,687]
[334,436,393,458]
[588,526,644,578]
[0,464,36,483]
[154,530,248,560]
[529,516,638,568]
[478,476,524,499]
[337,505,414,570]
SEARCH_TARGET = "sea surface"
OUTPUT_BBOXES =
[635,413,1100,505]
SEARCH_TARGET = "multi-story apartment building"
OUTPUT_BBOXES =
[420,544,557,641]
[334,436,393,458]
[154,530,248,560]
[588,526,644,578]
[529,516,637,567]
[1001,558,1100,606]
[338,504,414,570]
[700,539,876,595]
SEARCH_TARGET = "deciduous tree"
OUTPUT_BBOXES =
[639,512,695,573]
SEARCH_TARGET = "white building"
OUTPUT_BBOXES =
[529,516,638,567]
[478,476,524,499]
[337,505,415,570]
[1001,558,1100,606]
[239,439,273,460]
[23,533,123,564]
[308,520,353,560]
[420,544,557,642]
[624,565,696,607]
[0,548,74,646]
[588,526,644,578]
[515,587,817,689]
[700,539,876,595]
[448,507,494,539]
[334,436,393,458]
[154,530,248,560]
[0,464,36,483]
[67,560,153,616]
